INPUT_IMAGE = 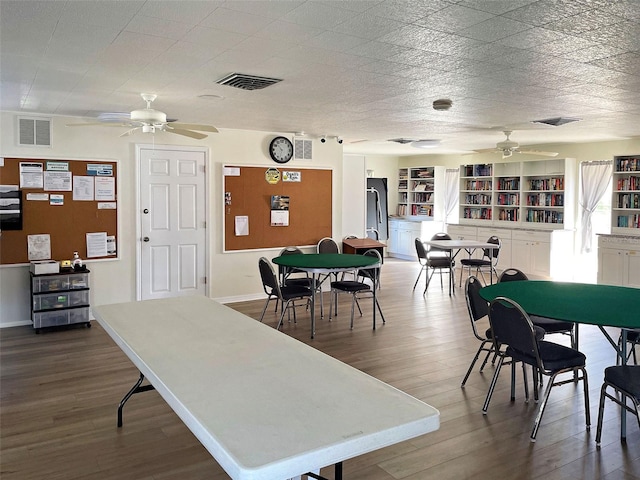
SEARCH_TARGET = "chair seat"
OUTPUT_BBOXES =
[604,365,640,399]
[530,316,573,333]
[280,285,312,300]
[460,258,492,267]
[428,257,453,268]
[285,278,313,288]
[625,330,640,342]
[330,280,371,293]
[507,340,585,373]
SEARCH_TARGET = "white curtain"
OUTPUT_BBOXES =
[579,160,612,253]
[443,168,459,223]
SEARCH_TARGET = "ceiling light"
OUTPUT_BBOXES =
[411,139,441,149]
[433,99,452,111]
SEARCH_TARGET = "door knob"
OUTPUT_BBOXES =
[143,209,149,214]
[143,237,150,242]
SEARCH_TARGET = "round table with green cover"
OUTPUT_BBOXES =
[272,253,380,338]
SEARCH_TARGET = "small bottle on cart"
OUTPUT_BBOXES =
[72,251,83,271]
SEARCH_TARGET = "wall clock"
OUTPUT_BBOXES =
[269,136,294,164]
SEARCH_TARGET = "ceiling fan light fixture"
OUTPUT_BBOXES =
[433,99,452,111]
[411,139,441,149]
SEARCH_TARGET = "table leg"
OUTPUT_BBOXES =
[596,326,629,439]
[310,273,317,339]
[117,371,155,427]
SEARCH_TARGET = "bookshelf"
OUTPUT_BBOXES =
[612,155,640,235]
[458,159,574,230]
[397,167,435,218]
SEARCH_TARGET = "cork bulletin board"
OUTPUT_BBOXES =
[0,157,118,265]
[223,165,332,251]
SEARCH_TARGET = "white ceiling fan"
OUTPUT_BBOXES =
[474,130,558,158]
[66,93,218,139]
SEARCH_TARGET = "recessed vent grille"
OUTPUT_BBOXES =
[216,73,282,91]
[531,117,581,126]
[18,117,51,146]
[294,138,312,160]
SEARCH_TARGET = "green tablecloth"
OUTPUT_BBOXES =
[480,281,640,329]
[272,253,378,271]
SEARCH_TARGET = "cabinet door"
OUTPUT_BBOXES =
[529,241,551,277]
[511,240,530,273]
[624,251,640,287]
[598,248,625,286]
[398,228,415,257]
[388,225,400,254]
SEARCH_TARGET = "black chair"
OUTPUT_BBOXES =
[459,236,501,287]
[595,365,640,446]
[277,246,312,289]
[424,233,455,293]
[258,257,312,330]
[483,297,590,442]
[498,268,576,351]
[617,329,640,365]
[461,276,497,387]
[329,249,385,329]
[413,238,429,291]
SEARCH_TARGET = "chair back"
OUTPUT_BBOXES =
[482,236,501,262]
[429,232,451,255]
[317,237,339,254]
[498,268,528,283]
[343,235,358,240]
[415,238,428,261]
[358,249,382,285]
[466,276,489,323]
[489,297,539,363]
[278,246,304,281]
[258,257,282,298]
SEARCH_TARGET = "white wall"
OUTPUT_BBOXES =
[0,113,344,326]
[342,155,366,237]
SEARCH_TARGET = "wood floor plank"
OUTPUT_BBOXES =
[1,258,638,479]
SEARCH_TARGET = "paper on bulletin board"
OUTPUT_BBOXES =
[27,234,51,260]
[20,162,43,188]
[95,176,115,201]
[86,232,107,257]
[44,171,72,191]
[50,194,64,205]
[235,216,249,236]
[73,176,94,201]
[271,210,289,226]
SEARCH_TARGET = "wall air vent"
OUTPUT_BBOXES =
[216,73,282,91]
[18,116,51,146]
[294,137,312,160]
[531,117,581,126]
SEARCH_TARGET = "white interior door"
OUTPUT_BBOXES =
[138,146,207,300]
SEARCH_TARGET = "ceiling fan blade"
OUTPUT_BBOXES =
[518,149,559,157]
[169,122,218,133]
[166,128,208,140]
[472,148,500,154]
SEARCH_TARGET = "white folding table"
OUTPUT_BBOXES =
[93,297,439,480]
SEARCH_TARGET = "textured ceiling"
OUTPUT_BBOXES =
[1,0,639,155]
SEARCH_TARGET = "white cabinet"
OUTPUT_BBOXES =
[598,235,640,287]
[511,231,551,278]
[389,219,444,260]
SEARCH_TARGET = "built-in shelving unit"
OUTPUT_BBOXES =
[458,159,575,230]
[397,167,435,218]
[612,155,640,235]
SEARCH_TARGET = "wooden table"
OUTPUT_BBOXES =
[93,297,439,480]
[273,253,381,338]
[342,238,385,259]
[480,280,640,439]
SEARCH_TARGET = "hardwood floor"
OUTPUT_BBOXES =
[1,258,639,479]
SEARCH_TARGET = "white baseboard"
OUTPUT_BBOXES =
[0,320,32,328]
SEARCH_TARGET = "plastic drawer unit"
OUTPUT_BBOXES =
[30,270,91,333]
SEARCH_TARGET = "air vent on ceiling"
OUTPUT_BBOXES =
[216,73,282,91]
[388,138,414,144]
[531,117,581,126]
[18,116,51,146]
[294,137,312,160]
